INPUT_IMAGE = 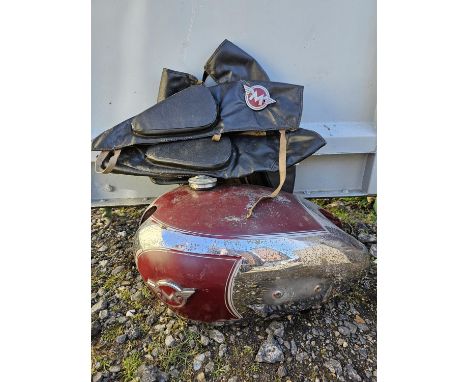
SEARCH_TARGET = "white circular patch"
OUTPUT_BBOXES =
[243,84,276,111]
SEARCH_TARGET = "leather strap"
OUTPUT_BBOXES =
[246,129,287,218]
[95,149,121,174]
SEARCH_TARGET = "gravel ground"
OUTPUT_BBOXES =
[91,197,377,382]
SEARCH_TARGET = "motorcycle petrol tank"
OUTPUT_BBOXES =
[134,184,369,322]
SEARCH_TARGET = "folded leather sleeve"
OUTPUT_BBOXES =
[92,80,303,151]
[96,128,325,181]
[156,39,270,102]
[204,39,270,83]
[157,68,200,102]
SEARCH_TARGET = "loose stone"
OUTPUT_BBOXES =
[115,334,127,344]
[290,339,298,355]
[205,361,215,374]
[209,329,225,344]
[109,366,121,373]
[200,334,210,346]
[165,335,176,347]
[111,265,125,275]
[91,299,108,314]
[324,359,343,376]
[218,343,227,358]
[277,365,287,378]
[345,364,362,381]
[98,309,108,320]
[338,326,351,336]
[193,353,205,371]
[255,335,284,363]
[267,321,285,337]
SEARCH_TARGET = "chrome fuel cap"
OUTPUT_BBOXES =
[188,175,217,190]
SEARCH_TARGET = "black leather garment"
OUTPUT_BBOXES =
[97,129,325,180]
[153,43,297,190]
[91,80,303,151]
[92,39,326,189]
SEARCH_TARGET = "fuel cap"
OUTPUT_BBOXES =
[188,175,217,190]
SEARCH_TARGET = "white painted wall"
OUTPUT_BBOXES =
[92,0,376,204]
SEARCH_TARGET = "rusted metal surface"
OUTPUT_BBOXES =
[134,184,369,322]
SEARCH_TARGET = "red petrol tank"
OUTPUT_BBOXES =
[134,184,369,322]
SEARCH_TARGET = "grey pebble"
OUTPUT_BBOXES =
[357,323,370,332]
[165,335,176,347]
[338,326,350,336]
[345,364,362,381]
[193,353,205,371]
[127,326,142,340]
[109,366,121,373]
[324,359,343,376]
[205,361,215,373]
[91,321,101,338]
[115,334,127,344]
[145,314,156,326]
[137,364,168,382]
[290,339,298,355]
[98,309,108,320]
[99,260,108,267]
[117,316,128,324]
[277,365,287,378]
[91,299,107,314]
[209,329,225,344]
[218,343,227,357]
[131,291,142,301]
[267,321,285,337]
[296,351,308,362]
[344,321,358,334]
[200,334,210,346]
[255,335,284,363]
[111,265,125,275]
[358,232,377,243]
[370,244,377,257]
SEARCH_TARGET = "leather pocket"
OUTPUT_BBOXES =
[145,137,232,170]
[132,85,217,136]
